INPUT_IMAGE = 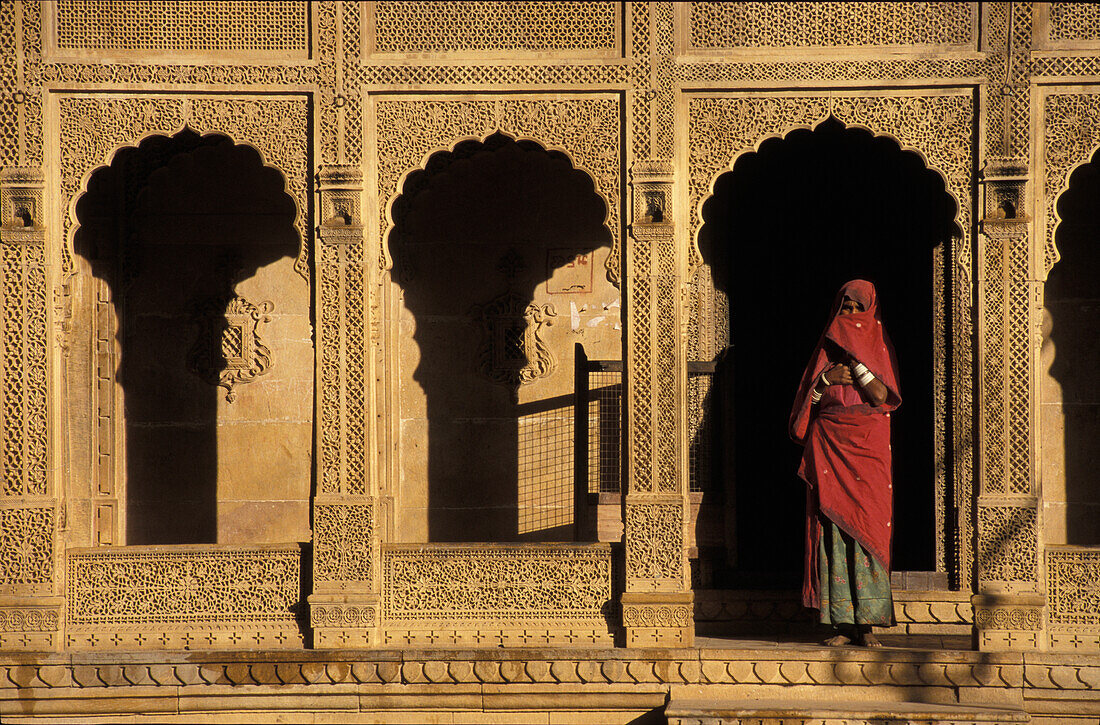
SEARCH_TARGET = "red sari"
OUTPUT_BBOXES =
[789,280,901,611]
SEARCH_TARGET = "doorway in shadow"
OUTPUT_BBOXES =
[388,133,616,543]
[74,130,303,545]
[1045,151,1100,544]
[696,117,957,587]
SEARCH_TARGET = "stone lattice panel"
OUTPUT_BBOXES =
[1042,92,1100,278]
[382,545,612,622]
[1048,548,1100,629]
[370,2,620,55]
[373,96,621,284]
[978,505,1038,584]
[53,1,309,54]
[67,546,300,627]
[1048,3,1100,44]
[0,506,53,593]
[314,501,374,587]
[687,2,975,50]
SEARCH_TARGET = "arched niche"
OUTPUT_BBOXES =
[1041,147,1100,546]
[690,116,959,589]
[384,132,618,543]
[68,129,312,546]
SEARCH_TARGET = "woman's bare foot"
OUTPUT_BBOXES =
[858,627,883,647]
[824,634,852,646]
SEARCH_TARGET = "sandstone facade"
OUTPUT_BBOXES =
[1,2,1099,722]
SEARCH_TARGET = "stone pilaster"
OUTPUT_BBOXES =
[975,157,1044,652]
[0,167,61,652]
[621,160,693,647]
[309,165,379,648]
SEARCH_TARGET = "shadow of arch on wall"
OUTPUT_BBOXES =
[1043,146,1100,545]
[691,115,960,588]
[386,131,616,543]
[72,129,306,545]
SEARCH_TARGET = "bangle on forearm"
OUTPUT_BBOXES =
[818,371,831,388]
[851,362,875,387]
[810,389,823,404]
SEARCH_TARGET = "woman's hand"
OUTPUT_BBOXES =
[822,363,853,385]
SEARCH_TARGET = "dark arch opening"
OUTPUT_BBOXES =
[74,129,301,545]
[389,132,615,543]
[1047,151,1100,545]
[696,116,957,588]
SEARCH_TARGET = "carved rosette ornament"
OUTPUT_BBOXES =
[187,295,275,402]
[473,292,557,389]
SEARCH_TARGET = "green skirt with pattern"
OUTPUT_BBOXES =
[817,519,895,626]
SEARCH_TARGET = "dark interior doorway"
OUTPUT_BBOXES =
[389,133,614,542]
[74,130,299,545]
[697,117,957,587]
[1048,150,1100,545]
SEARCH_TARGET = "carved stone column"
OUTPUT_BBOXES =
[973,157,1045,651]
[308,165,379,648]
[0,168,62,651]
[620,161,693,647]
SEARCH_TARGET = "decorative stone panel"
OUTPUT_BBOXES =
[684,2,976,52]
[978,504,1039,586]
[1048,547,1100,652]
[380,543,613,646]
[0,505,54,596]
[368,2,622,58]
[51,1,310,56]
[66,545,302,650]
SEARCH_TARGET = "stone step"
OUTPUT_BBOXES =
[665,698,1031,725]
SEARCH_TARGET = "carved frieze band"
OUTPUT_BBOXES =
[373,96,621,285]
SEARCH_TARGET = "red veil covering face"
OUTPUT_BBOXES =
[789,280,902,610]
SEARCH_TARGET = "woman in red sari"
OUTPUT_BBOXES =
[790,280,902,647]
